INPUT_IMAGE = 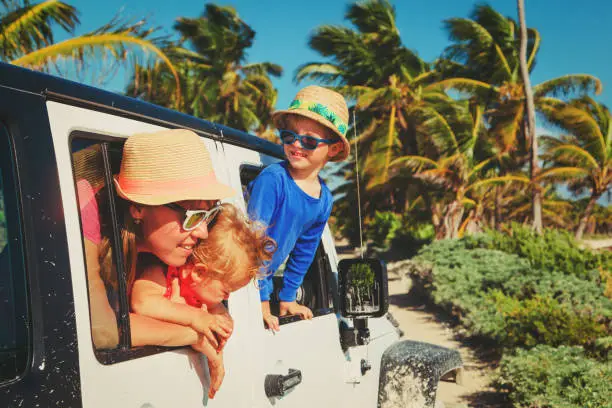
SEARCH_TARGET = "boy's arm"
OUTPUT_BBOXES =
[131,265,231,347]
[279,217,328,302]
[247,171,281,302]
[247,171,280,227]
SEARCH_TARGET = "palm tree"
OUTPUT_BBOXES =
[391,101,530,238]
[297,0,480,210]
[438,3,601,229]
[1,0,178,89]
[516,0,541,232]
[538,97,612,239]
[128,4,281,132]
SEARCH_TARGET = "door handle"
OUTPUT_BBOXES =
[264,368,302,397]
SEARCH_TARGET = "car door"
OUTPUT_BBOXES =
[47,101,256,408]
[221,142,348,408]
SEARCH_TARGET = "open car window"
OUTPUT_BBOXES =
[240,164,335,326]
[71,132,174,364]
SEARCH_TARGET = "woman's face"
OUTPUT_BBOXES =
[135,200,215,267]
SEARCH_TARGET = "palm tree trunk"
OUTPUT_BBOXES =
[576,193,601,240]
[517,0,542,234]
[384,105,397,181]
[494,185,503,230]
[443,200,464,239]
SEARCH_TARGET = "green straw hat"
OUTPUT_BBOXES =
[272,85,350,162]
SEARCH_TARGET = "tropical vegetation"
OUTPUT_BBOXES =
[297,0,609,242]
[6,1,611,406]
[6,0,608,237]
[400,227,611,406]
[126,4,282,133]
[1,0,178,88]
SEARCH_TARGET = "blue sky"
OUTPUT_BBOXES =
[66,0,612,112]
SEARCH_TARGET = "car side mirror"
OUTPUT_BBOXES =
[338,258,388,318]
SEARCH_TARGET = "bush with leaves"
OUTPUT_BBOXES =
[414,239,532,317]
[366,211,401,252]
[390,221,435,258]
[496,345,612,408]
[473,291,607,349]
[407,239,611,349]
[465,224,612,279]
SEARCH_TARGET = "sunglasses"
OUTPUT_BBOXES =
[278,129,338,151]
[164,202,223,231]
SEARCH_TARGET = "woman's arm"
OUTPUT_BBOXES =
[131,265,231,347]
[84,239,119,349]
[129,312,201,347]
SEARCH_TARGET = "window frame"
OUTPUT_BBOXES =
[70,130,178,364]
[0,122,30,386]
[239,163,336,327]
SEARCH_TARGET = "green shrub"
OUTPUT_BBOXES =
[366,211,401,251]
[407,239,611,349]
[496,345,612,407]
[592,336,612,360]
[472,291,607,349]
[390,221,435,258]
[414,240,532,317]
[465,224,612,279]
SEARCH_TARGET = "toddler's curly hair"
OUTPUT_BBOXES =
[189,203,276,290]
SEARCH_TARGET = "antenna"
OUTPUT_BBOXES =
[353,110,365,259]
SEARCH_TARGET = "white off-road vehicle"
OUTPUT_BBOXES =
[0,62,462,408]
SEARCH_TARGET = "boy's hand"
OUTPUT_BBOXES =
[261,301,280,331]
[190,310,232,349]
[280,301,313,320]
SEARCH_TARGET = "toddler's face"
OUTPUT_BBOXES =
[193,270,253,307]
[195,277,231,306]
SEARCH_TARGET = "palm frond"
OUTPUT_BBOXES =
[536,167,590,183]
[542,144,600,170]
[0,0,78,60]
[11,18,180,101]
[533,74,602,98]
[466,175,530,193]
[425,77,494,94]
[526,27,540,70]
[242,62,282,77]
[390,155,438,171]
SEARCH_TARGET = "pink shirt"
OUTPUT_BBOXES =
[76,179,102,244]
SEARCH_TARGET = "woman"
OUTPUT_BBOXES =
[75,128,235,397]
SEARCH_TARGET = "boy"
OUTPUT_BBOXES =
[247,85,350,331]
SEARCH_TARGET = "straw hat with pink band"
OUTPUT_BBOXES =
[114,129,235,205]
[272,85,351,162]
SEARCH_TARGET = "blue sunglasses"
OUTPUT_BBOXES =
[278,129,338,150]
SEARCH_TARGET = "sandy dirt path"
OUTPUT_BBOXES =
[386,264,505,408]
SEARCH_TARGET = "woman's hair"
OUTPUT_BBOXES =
[190,203,276,290]
[72,144,139,294]
[98,198,139,293]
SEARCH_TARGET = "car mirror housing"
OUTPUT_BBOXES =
[338,258,388,318]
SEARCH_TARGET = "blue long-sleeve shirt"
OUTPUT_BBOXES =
[247,162,333,302]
